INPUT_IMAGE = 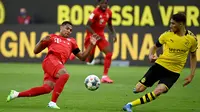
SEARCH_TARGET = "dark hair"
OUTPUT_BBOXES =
[171,13,186,24]
[61,21,72,26]
[97,0,108,3]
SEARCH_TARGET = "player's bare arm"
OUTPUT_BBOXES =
[86,21,96,35]
[34,36,50,54]
[183,51,197,87]
[75,35,99,61]
[86,21,100,39]
[107,17,117,42]
[148,45,159,63]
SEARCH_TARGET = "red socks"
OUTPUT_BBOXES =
[18,84,52,97]
[103,53,112,75]
[18,74,70,103]
[51,74,70,103]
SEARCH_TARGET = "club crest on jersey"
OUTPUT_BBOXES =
[185,42,189,46]
[184,41,189,46]
[99,19,104,24]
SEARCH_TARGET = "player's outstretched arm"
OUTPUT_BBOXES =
[148,45,159,63]
[75,35,99,61]
[34,36,50,54]
[183,51,197,87]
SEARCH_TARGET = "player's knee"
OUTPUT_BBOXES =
[57,68,68,77]
[154,84,168,96]
[153,88,167,96]
[43,84,53,93]
[60,74,70,80]
[135,87,145,93]
[105,52,112,59]
[134,83,146,93]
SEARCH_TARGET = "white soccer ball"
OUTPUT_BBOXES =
[84,75,101,91]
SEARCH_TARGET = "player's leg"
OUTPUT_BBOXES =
[48,67,70,109]
[135,71,180,108]
[133,82,147,93]
[98,39,113,83]
[123,64,159,112]
[18,80,54,97]
[86,53,95,64]
[84,36,96,63]
[6,77,54,102]
[123,82,148,112]
[6,58,56,102]
[154,68,180,96]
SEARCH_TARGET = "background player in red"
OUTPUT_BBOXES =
[70,0,117,83]
[6,21,99,109]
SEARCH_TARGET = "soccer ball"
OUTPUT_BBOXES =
[84,75,101,91]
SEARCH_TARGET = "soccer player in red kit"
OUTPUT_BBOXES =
[6,21,99,109]
[70,0,117,83]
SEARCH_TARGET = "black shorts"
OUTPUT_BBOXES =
[139,63,180,89]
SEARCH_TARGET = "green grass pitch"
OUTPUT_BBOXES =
[0,63,199,112]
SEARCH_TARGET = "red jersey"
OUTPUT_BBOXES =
[86,7,112,38]
[18,16,31,24]
[45,34,79,64]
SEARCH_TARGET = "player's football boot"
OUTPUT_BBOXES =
[6,90,19,102]
[123,103,133,112]
[86,60,95,65]
[48,101,60,109]
[101,76,113,83]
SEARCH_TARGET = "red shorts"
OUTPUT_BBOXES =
[84,36,110,54]
[42,55,64,83]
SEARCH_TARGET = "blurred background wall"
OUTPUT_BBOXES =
[0,0,199,67]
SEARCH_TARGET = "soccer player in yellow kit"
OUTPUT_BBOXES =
[123,13,198,112]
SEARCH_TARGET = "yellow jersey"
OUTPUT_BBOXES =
[155,30,198,73]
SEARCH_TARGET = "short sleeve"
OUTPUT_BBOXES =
[89,9,98,23]
[43,34,54,46]
[49,34,55,42]
[71,38,80,55]
[158,32,167,44]
[190,36,198,53]
[156,32,167,47]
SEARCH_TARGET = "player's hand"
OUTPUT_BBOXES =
[183,74,194,87]
[111,33,117,43]
[148,55,158,63]
[113,37,117,43]
[90,34,100,45]
[93,33,102,40]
